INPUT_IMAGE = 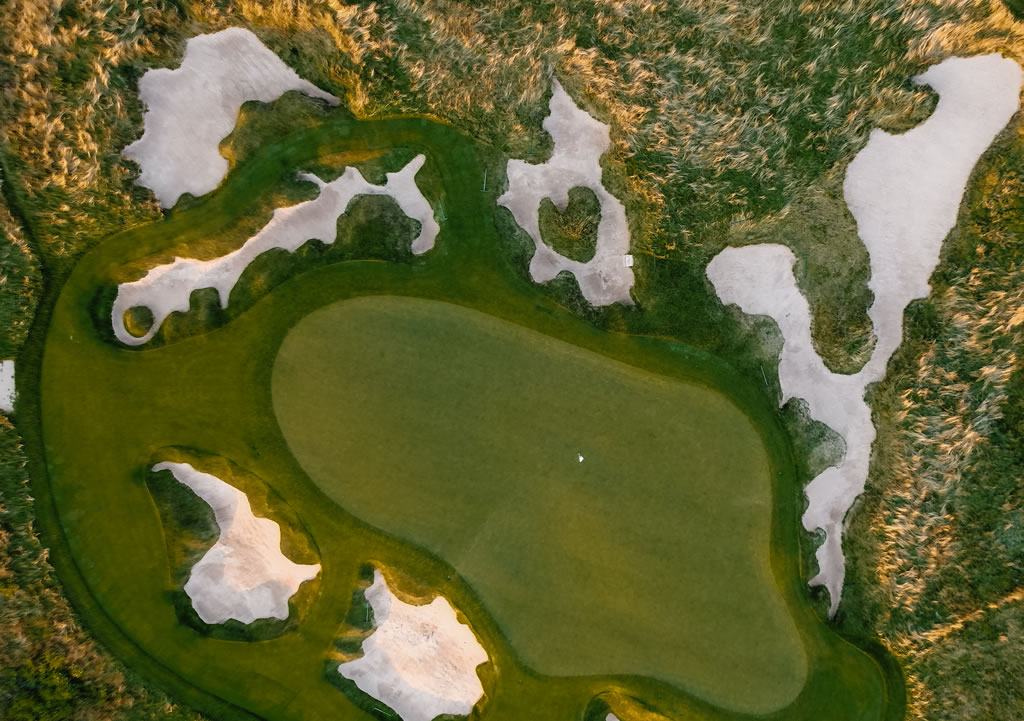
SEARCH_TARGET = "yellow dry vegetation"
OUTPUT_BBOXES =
[847,120,1024,721]
[3,0,1023,264]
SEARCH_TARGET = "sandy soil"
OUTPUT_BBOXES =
[0,360,14,413]
[338,570,487,721]
[708,244,871,616]
[846,53,1024,376]
[112,155,438,345]
[152,462,320,625]
[123,27,339,208]
[707,54,1022,615]
[498,80,634,306]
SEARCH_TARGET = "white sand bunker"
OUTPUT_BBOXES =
[112,155,438,345]
[152,462,320,625]
[339,570,488,721]
[499,79,634,306]
[123,27,339,208]
[708,54,1022,615]
[0,360,14,413]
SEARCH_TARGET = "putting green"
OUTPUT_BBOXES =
[273,295,806,711]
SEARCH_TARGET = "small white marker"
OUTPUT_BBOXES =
[578,453,584,463]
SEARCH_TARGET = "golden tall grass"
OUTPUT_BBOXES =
[3,0,1021,263]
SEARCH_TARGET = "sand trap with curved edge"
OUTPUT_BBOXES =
[152,462,320,625]
[111,155,437,345]
[123,27,339,208]
[499,80,634,305]
[708,54,1023,615]
[338,570,487,721]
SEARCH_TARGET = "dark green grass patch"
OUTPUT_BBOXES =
[123,304,155,339]
[146,465,218,586]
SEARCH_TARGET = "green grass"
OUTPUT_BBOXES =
[728,177,875,374]
[27,105,901,721]
[146,465,218,587]
[273,295,804,712]
[123,304,155,338]
[537,186,600,263]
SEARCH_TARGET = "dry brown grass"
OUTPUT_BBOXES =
[0,0,191,260]
[0,199,40,357]
[3,0,1022,266]
[845,119,1024,721]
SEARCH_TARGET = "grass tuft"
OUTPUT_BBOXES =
[538,186,600,263]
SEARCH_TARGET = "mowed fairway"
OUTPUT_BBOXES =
[273,295,806,712]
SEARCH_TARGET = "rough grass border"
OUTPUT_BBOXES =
[2,145,262,721]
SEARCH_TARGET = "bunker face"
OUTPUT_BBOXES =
[0,359,14,413]
[123,27,339,208]
[339,570,487,721]
[152,462,321,625]
[707,53,1023,614]
[111,155,437,346]
[273,296,806,713]
[499,80,634,305]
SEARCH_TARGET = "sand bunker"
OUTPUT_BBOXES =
[0,360,14,413]
[123,27,339,208]
[708,54,1022,615]
[708,245,872,615]
[499,80,634,305]
[112,155,438,345]
[846,53,1023,371]
[338,570,487,721]
[152,462,320,625]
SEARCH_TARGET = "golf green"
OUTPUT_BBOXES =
[273,295,806,711]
